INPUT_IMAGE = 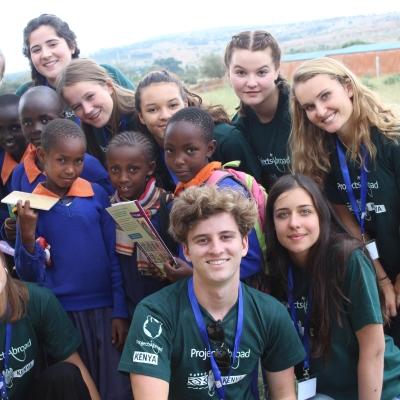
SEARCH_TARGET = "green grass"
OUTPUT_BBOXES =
[200,75,400,117]
[200,83,239,117]
[362,75,400,109]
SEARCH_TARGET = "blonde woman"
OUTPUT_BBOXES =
[290,57,400,345]
[56,58,138,165]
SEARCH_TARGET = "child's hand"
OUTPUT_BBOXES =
[4,218,17,241]
[111,318,129,352]
[164,257,193,282]
[17,200,38,253]
[147,262,166,281]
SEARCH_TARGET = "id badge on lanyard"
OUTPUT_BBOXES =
[287,266,316,400]
[336,140,379,260]
[187,278,243,400]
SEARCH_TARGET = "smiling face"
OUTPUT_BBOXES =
[183,212,248,286]
[29,25,75,86]
[62,81,114,128]
[38,136,85,197]
[228,48,279,109]
[294,74,354,140]
[164,121,216,183]
[0,103,26,160]
[19,93,62,147]
[273,187,320,267]
[138,82,187,147]
[107,145,156,200]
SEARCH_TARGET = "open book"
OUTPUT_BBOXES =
[106,201,175,273]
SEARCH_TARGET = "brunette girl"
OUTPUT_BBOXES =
[225,30,291,189]
[266,174,400,400]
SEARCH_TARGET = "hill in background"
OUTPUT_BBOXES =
[3,12,400,90]
[90,13,400,68]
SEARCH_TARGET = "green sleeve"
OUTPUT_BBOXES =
[343,250,383,331]
[15,81,34,96]
[381,134,400,193]
[119,301,172,382]
[261,296,305,372]
[101,64,135,90]
[27,283,81,361]
[215,124,262,181]
[231,112,244,129]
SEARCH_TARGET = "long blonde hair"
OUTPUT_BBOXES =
[56,58,136,126]
[56,58,137,161]
[290,57,400,185]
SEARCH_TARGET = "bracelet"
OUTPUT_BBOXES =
[378,275,389,281]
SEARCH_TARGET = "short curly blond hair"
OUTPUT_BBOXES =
[169,185,258,244]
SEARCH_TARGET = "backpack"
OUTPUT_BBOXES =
[206,161,268,272]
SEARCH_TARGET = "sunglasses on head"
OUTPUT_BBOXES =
[207,320,231,371]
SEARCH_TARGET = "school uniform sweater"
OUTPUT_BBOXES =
[110,180,177,316]
[11,145,114,195]
[15,178,128,318]
[0,146,30,193]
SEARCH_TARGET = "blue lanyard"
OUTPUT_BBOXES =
[287,266,312,374]
[0,323,12,400]
[336,139,369,235]
[187,278,243,400]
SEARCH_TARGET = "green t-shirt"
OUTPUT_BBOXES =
[212,122,262,182]
[232,88,291,190]
[325,128,400,279]
[290,249,400,400]
[0,282,81,400]
[119,278,305,400]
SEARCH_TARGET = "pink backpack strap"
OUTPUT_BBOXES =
[206,170,232,186]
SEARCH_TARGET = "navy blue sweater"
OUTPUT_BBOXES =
[15,181,128,318]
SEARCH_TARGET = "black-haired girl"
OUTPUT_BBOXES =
[106,130,177,315]
[265,174,400,400]
[15,118,131,400]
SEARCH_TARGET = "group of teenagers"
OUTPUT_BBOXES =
[0,12,399,400]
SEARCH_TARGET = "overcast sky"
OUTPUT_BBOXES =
[1,0,398,73]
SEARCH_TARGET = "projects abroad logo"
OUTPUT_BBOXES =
[190,347,250,372]
[0,339,32,362]
[136,315,164,357]
[143,315,163,340]
[259,154,290,173]
[336,178,379,197]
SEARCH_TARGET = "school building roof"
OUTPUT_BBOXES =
[283,42,400,62]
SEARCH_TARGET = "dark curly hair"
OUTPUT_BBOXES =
[22,14,80,85]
